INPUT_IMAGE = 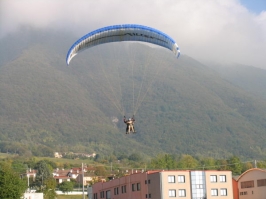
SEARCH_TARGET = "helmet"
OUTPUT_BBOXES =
[128,118,131,121]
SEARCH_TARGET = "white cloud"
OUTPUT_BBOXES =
[0,0,265,69]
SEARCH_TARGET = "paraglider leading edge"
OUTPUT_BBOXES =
[66,24,180,65]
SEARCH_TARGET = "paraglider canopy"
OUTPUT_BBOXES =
[66,24,180,65]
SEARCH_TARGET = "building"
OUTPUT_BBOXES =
[53,167,93,184]
[54,152,62,158]
[24,192,43,199]
[233,168,266,199]
[53,168,71,184]
[21,168,37,187]
[92,170,233,199]
[232,177,239,199]
[76,173,98,185]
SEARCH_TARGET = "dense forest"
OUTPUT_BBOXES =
[0,27,266,159]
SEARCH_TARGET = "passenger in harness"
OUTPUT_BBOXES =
[124,116,136,134]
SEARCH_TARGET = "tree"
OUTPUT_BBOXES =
[227,156,243,175]
[242,161,253,172]
[59,181,74,193]
[12,160,28,174]
[257,159,266,168]
[216,159,228,171]
[128,153,142,162]
[43,177,57,199]
[177,155,198,169]
[35,160,52,188]
[95,166,108,177]
[199,157,217,170]
[94,154,101,162]
[148,154,177,170]
[0,162,27,199]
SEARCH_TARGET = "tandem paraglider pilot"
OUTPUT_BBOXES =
[124,116,136,134]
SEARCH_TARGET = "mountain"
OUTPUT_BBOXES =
[211,64,266,100]
[0,27,265,159]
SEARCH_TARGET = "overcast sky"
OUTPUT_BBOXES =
[1,0,266,69]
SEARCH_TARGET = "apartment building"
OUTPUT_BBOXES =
[92,170,233,199]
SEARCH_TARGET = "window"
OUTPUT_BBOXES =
[100,191,104,198]
[211,189,218,196]
[137,183,141,191]
[121,185,126,193]
[178,175,185,183]
[220,188,227,196]
[210,175,217,182]
[220,175,226,182]
[168,175,175,183]
[93,193,98,199]
[241,180,254,188]
[145,179,151,184]
[257,179,266,187]
[132,183,135,191]
[240,191,247,195]
[196,184,203,189]
[106,190,111,199]
[191,171,206,199]
[114,187,119,195]
[178,189,186,197]
[169,189,176,197]
[146,194,151,198]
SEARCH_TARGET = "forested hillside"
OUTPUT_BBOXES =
[0,27,265,159]
[211,64,266,100]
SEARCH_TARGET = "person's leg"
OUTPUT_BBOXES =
[126,126,129,134]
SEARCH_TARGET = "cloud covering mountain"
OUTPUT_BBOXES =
[1,0,266,69]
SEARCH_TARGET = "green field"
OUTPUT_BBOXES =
[34,156,96,166]
[0,153,96,165]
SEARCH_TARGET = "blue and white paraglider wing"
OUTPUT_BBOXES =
[66,24,180,65]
